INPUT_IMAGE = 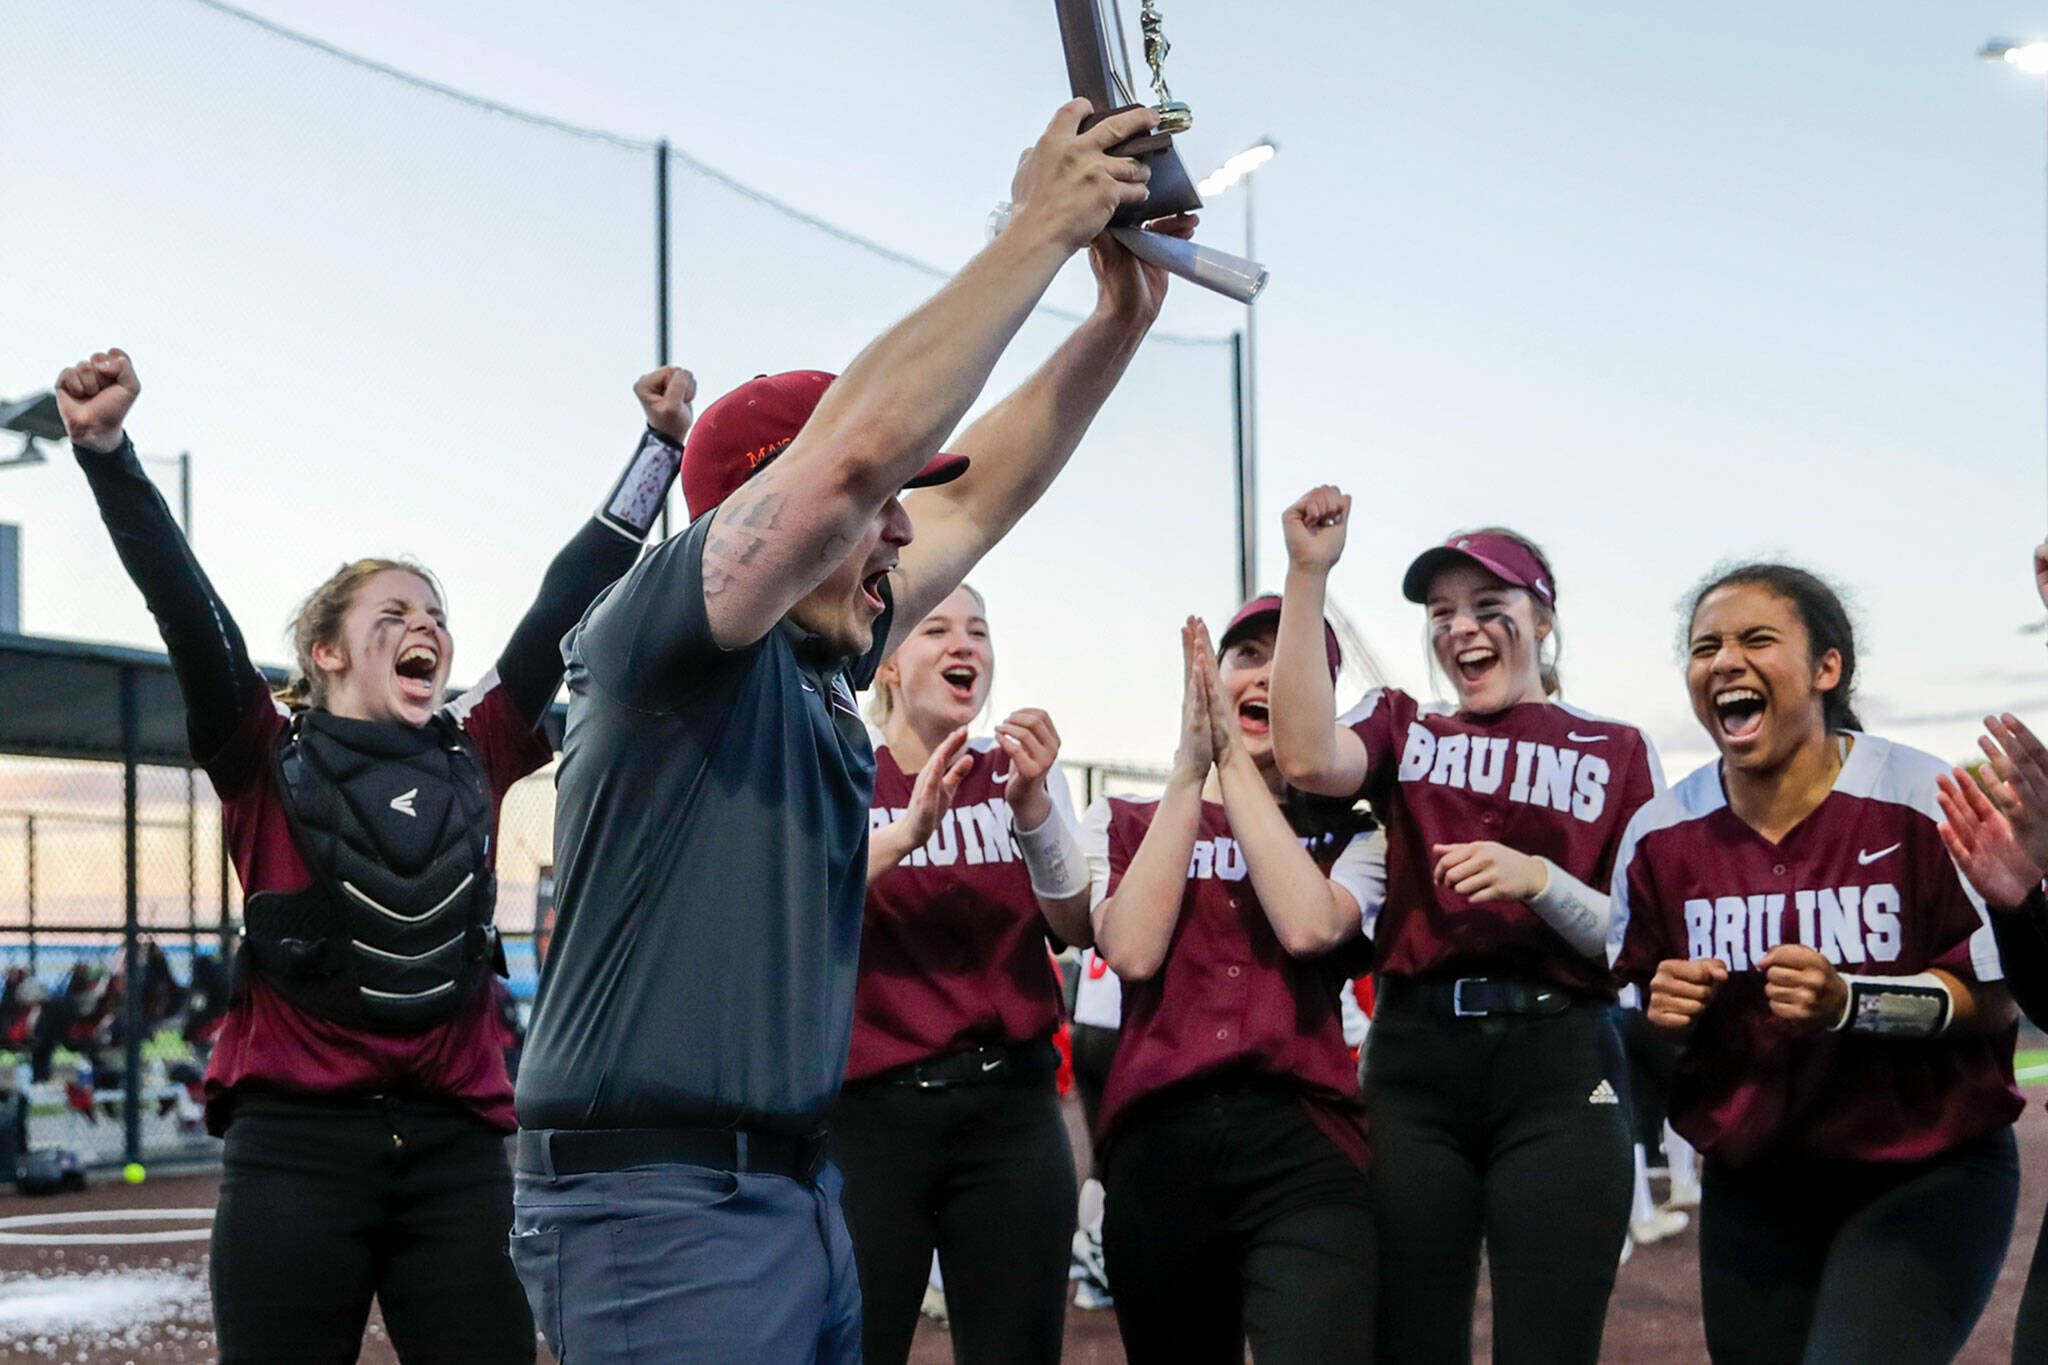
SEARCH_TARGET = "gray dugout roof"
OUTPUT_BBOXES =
[0,632,564,767]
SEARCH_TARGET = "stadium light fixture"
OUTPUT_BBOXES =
[1198,141,1278,198]
[0,391,62,469]
[1984,39,2048,75]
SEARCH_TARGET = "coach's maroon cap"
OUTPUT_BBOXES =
[1402,532,1556,609]
[1219,594,1342,679]
[680,370,969,521]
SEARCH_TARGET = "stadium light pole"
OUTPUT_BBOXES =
[656,139,674,541]
[1982,40,2048,523]
[1200,140,1279,603]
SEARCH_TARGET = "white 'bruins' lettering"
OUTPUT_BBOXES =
[1681,883,1904,971]
[867,799,1022,869]
[1396,723,1614,824]
[1180,833,1331,883]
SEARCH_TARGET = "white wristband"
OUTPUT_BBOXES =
[1830,972,1954,1037]
[1524,856,1612,958]
[1015,808,1089,900]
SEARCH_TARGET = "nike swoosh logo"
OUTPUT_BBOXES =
[981,1059,1002,1071]
[991,765,1012,785]
[1857,843,1901,866]
[389,788,417,818]
[801,681,816,693]
[1566,732,1609,744]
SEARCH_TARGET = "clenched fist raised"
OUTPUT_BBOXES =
[635,366,696,444]
[1284,485,1351,574]
[55,349,140,453]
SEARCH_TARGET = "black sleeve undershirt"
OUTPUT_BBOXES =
[74,435,261,762]
[1990,887,2048,1031]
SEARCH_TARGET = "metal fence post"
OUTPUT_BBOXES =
[23,813,35,974]
[119,666,143,1166]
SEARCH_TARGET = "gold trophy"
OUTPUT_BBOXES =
[1051,0,1268,300]
[1138,1,1192,135]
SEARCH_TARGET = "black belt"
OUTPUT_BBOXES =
[866,1040,1056,1090]
[1378,976,1579,1018]
[514,1126,827,1181]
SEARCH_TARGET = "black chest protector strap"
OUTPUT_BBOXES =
[241,709,502,1033]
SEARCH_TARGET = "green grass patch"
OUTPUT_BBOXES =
[2015,1049,2048,1086]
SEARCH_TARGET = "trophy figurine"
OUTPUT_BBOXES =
[1051,0,1269,301]
[1138,0,1192,135]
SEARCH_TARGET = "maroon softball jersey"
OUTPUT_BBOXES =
[847,739,1080,1082]
[1083,794,1384,1167]
[1340,689,1663,994]
[1610,734,2022,1166]
[201,673,550,1133]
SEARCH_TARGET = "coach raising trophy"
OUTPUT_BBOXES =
[510,100,1189,1363]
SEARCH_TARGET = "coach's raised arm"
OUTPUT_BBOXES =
[592,100,1177,690]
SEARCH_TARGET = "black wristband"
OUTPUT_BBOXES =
[596,428,684,540]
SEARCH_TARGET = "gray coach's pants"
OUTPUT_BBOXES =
[510,1152,863,1363]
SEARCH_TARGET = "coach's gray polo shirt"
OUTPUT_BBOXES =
[515,508,892,1135]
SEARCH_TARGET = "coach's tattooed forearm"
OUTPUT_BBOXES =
[701,484,784,601]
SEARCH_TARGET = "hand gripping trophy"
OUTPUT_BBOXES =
[1049,0,1268,301]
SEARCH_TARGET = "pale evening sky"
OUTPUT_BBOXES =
[6,0,2048,787]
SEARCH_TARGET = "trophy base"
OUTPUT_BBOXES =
[1154,103,1192,135]
[1083,104,1202,227]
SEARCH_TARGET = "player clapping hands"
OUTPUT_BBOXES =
[1082,604,1379,1359]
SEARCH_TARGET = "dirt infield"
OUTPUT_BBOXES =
[4,1107,2044,1363]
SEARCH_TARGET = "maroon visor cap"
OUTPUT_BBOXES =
[1401,531,1556,610]
[1219,594,1342,680]
[680,370,970,521]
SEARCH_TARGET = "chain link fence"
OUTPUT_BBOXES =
[0,748,1179,1169]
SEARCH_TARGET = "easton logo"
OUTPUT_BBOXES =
[389,788,417,818]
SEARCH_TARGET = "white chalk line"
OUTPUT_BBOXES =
[0,1207,214,1245]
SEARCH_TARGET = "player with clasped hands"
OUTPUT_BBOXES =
[1084,609,1380,1359]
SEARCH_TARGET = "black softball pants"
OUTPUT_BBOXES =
[1618,1003,1683,1152]
[1100,1080,1376,1365]
[211,1094,535,1364]
[1068,1021,1119,1139]
[831,1067,1078,1365]
[1364,993,1634,1365]
[2014,1210,2048,1363]
[1700,1126,2018,1365]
